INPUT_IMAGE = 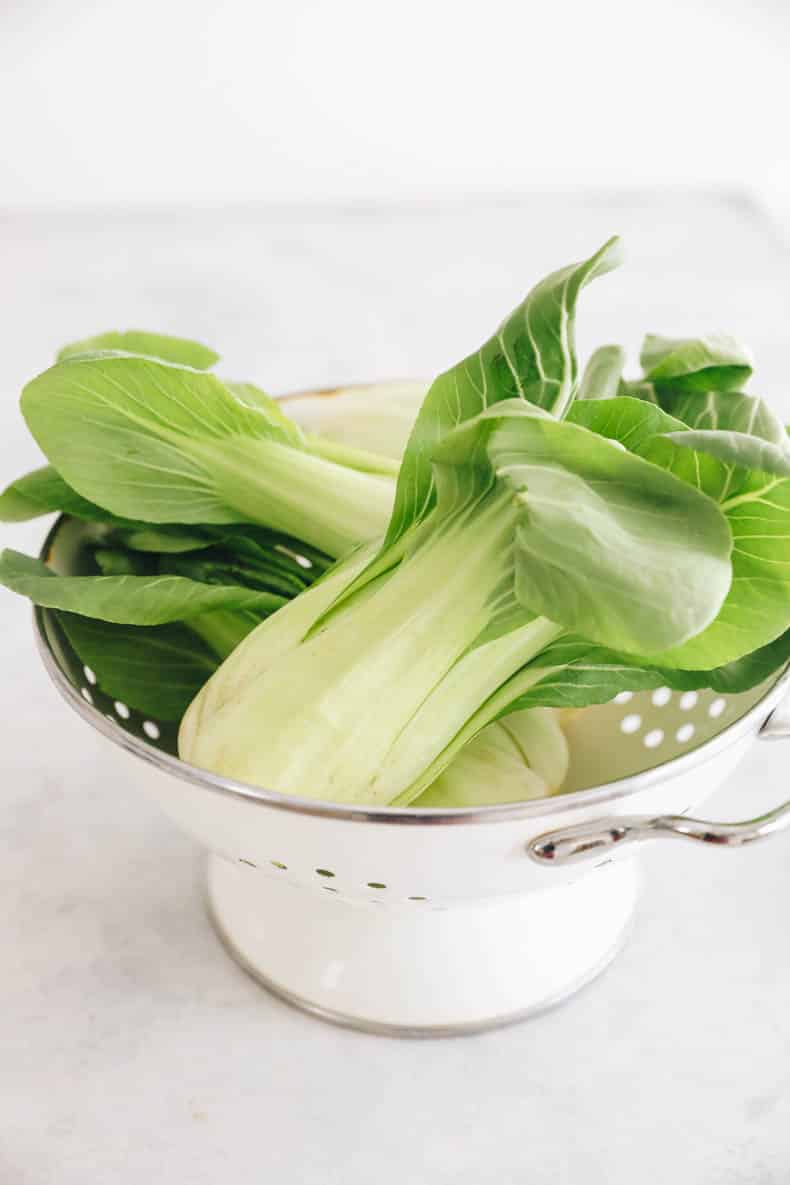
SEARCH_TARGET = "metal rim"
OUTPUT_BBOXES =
[33,572,790,829]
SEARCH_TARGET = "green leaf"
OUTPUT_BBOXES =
[496,639,667,713]
[640,333,753,392]
[658,389,785,442]
[57,330,220,369]
[690,627,790,695]
[665,430,790,478]
[94,548,149,576]
[567,394,688,451]
[384,237,623,546]
[113,526,217,553]
[569,395,790,668]
[21,355,392,556]
[0,465,128,524]
[99,524,325,598]
[225,381,305,447]
[578,345,626,400]
[432,401,733,654]
[625,433,790,667]
[656,389,790,478]
[56,612,219,720]
[22,357,267,524]
[494,627,790,716]
[0,549,285,624]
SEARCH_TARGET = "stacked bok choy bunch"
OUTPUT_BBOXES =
[3,237,790,808]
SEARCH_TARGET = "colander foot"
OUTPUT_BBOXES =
[206,854,639,1036]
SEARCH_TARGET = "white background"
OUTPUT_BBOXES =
[2,6,790,1183]
[2,0,789,213]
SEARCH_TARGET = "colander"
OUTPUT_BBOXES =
[30,383,790,1037]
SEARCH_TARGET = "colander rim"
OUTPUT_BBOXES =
[33,515,790,829]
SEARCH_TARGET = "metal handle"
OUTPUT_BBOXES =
[528,704,790,867]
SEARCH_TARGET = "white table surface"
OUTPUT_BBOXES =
[2,194,789,1184]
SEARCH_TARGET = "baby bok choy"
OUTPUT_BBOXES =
[15,347,396,558]
[180,236,790,806]
[179,396,732,803]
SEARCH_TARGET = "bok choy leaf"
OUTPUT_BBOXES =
[57,330,220,369]
[384,237,623,547]
[20,355,395,556]
[0,465,131,524]
[640,333,753,393]
[0,550,287,624]
[57,614,221,721]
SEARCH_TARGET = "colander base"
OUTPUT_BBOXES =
[206,854,640,1035]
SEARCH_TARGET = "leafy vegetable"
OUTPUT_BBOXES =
[21,355,395,556]
[57,330,220,370]
[658,390,790,477]
[0,466,129,524]
[179,398,732,804]
[1,514,329,721]
[0,550,286,624]
[617,334,790,478]
[177,245,790,807]
[578,345,626,400]
[57,613,220,720]
[640,333,753,392]
[384,237,623,547]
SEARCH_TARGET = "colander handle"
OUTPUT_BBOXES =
[528,703,790,867]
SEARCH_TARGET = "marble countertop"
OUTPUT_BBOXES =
[2,194,789,1184]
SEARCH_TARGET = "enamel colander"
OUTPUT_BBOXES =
[30,384,790,1037]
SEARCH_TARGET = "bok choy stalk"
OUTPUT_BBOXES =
[415,708,568,807]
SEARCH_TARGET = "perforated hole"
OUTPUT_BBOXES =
[613,691,633,705]
[676,723,695,743]
[80,687,93,705]
[643,728,664,749]
[114,701,131,720]
[679,691,698,711]
[83,665,97,685]
[709,697,727,718]
[620,713,642,734]
[651,687,671,707]
[142,720,161,740]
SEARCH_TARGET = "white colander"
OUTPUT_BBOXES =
[31,385,790,1037]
